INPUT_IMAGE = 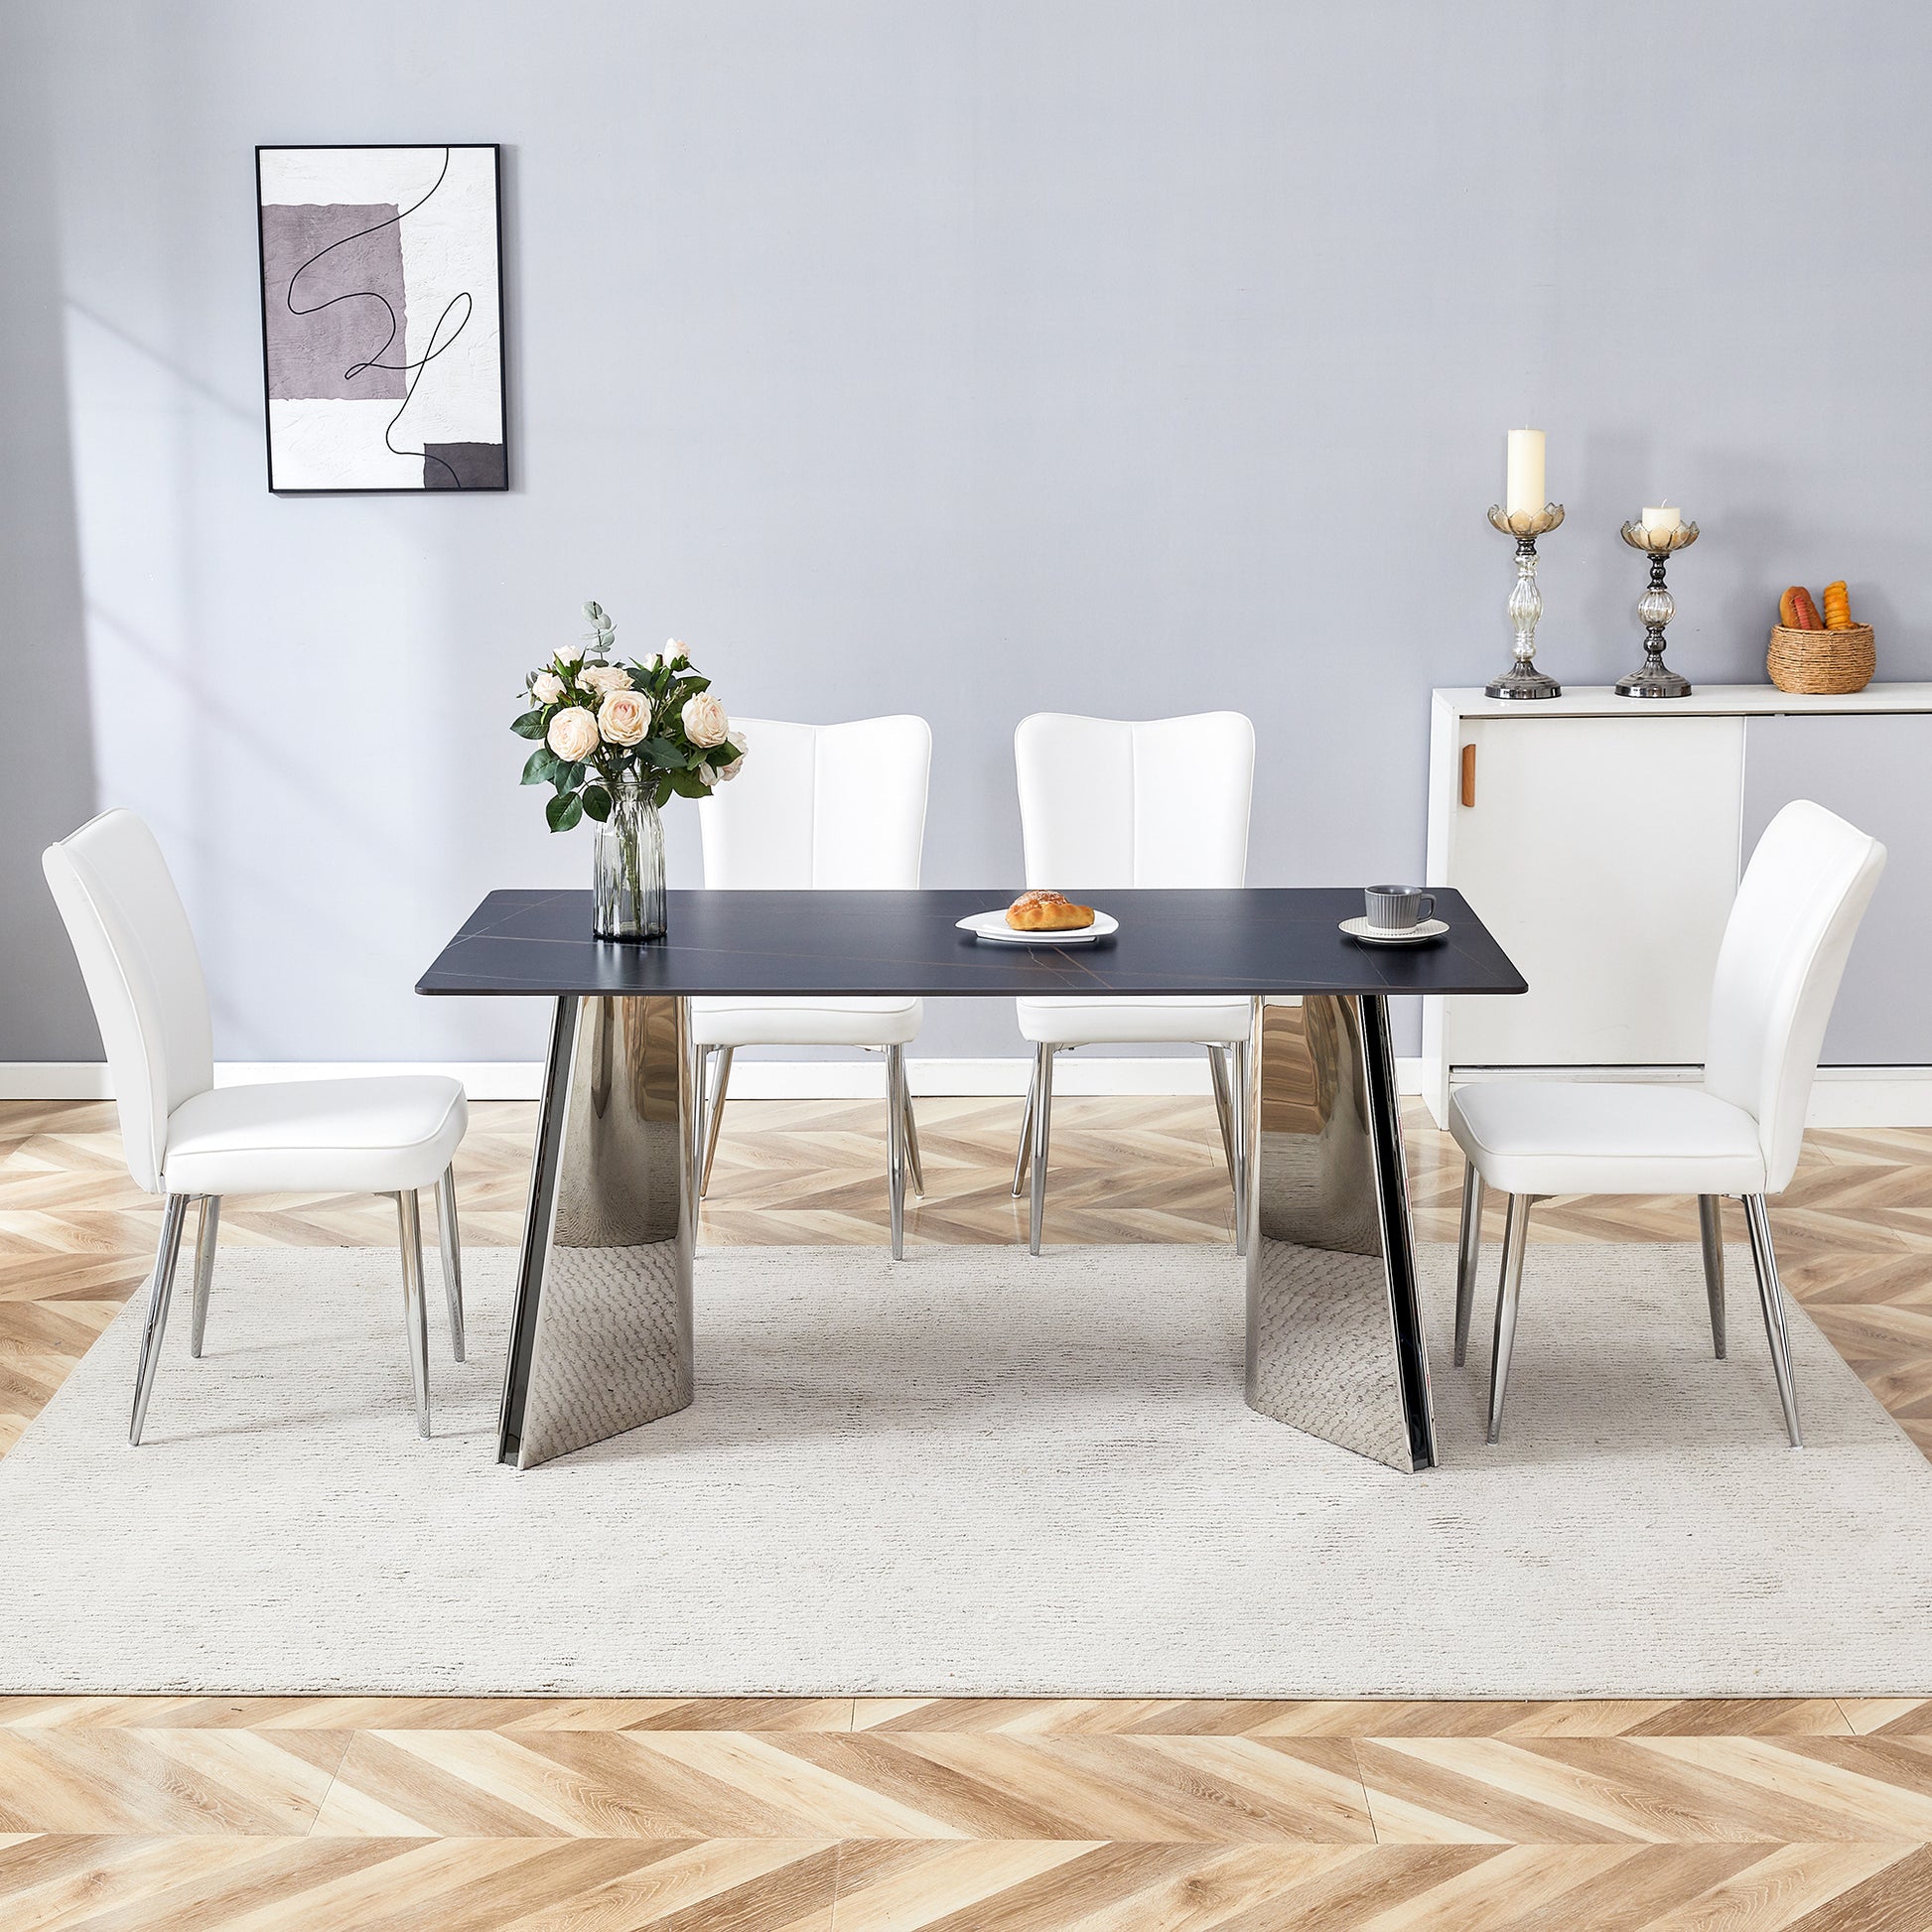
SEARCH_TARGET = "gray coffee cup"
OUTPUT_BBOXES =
[1365,885,1435,932]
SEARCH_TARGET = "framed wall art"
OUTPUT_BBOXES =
[255,143,507,492]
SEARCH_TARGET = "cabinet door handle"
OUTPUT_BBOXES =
[1460,743,1476,808]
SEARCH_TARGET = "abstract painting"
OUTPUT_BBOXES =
[255,144,507,492]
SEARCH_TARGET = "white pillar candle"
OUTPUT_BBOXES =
[1505,430,1546,519]
[1642,503,1682,536]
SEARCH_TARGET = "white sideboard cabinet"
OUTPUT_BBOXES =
[1422,684,1932,1125]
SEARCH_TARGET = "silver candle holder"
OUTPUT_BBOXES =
[1483,503,1565,699]
[1615,518,1700,698]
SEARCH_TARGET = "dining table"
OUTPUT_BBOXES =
[418,887,1526,1471]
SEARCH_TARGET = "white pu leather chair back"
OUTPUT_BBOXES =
[1014,713,1255,889]
[42,809,214,1194]
[1704,799,1886,1193]
[698,716,931,890]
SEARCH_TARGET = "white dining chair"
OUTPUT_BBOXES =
[694,716,931,1258]
[42,810,469,1444]
[1010,711,1256,1255]
[1450,799,1885,1449]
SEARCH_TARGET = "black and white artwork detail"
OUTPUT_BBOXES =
[256,145,507,492]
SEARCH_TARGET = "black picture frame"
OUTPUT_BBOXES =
[254,142,510,494]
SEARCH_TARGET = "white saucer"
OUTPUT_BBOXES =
[958,908,1119,946]
[1340,915,1449,946]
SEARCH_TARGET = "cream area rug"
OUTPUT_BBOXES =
[2,1240,1930,1699]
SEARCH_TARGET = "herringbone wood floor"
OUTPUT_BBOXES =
[5,1093,1932,1927]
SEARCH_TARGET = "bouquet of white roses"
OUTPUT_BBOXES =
[511,602,748,832]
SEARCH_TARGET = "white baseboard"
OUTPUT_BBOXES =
[1805,1068,1932,1128]
[0,1055,1432,1103]
[0,1062,550,1102]
[0,1062,115,1099]
[213,1062,551,1099]
[1442,1063,1932,1130]
[20,1057,1924,1120]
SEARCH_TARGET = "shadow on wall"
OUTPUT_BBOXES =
[0,23,99,1062]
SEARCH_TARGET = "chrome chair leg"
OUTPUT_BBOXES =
[189,1194,221,1359]
[901,1080,926,1198]
[130,1194,191,1446]
[1207,1044,1236,1185]
[1010,1059,1037,1198]
[885,1044,908,1260]
[436,1164,466,1363]
[1486,1192,1531,1445]
[699,1045,734,1197]
[1743,1192,1803,1448]
[395,1189,432,1439]
[1698,1193,1726,1361]
[1028,1043,1056,1256]
[1453,1163,1482,1366]
[1229,1035,1251,1258]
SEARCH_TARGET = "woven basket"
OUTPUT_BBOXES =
[1767,623,1874,695]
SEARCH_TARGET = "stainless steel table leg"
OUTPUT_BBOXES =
[496,995,696,1469]
[1243,993,1438,1472]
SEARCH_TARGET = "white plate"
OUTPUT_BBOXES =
[1339,915,1449,946]
[958,908,1119,946]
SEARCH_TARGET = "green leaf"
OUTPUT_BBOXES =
[545,789,584,833]
[511,709,547,740]
[651,777,673,810]
[552,759,584,793]
[581,784,612,822]
[639,736,681,767]
[521,747,558,786]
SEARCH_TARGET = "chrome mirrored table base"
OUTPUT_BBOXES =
[497,995,695,1469]
[498,992,1437,1474]
[1242,993,1436,1472]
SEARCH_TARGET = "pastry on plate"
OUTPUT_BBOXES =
[1006,890,1095,931]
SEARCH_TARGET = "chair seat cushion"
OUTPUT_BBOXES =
[163,1076,468,1196]
[689,996,923,1047]
[1449,1081,1767,1197]
[1016,996,1251,1046]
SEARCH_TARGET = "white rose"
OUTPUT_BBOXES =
[598,688,652,747]
[555,643,585,666]
[529,671,564,706]
[546,706,600,762]
[681,691,730,748]
[697,761,717,786]
[713,738,749,783]
[664,638,687,666]
[581,663,633,696]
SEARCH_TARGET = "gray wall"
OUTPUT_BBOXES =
[5,0,1930,1065]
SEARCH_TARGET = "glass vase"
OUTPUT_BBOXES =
[592,781,666,941]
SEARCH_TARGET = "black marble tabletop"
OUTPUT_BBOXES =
[417,889,1527,1000]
